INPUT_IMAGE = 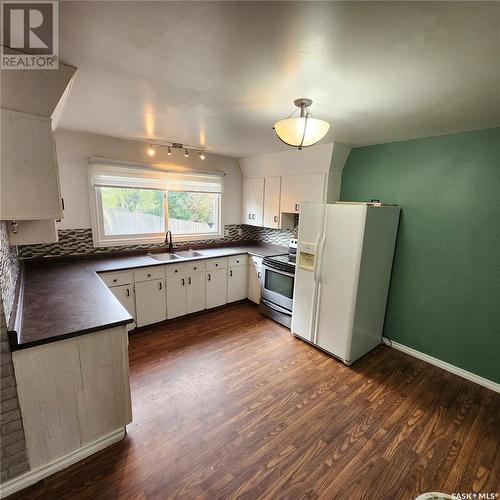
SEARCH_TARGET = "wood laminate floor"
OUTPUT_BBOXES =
[10,301,500,500]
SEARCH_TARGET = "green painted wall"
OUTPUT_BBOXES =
[340,128,500,384]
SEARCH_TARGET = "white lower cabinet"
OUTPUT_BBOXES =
[187,271,206,314]
[206,268,228,309]
[248,264,262,304]
[135,278,167,327]
[109,284,136,331]
[166,274,187,319]
[228,266,248,302]
[12,326,132,470]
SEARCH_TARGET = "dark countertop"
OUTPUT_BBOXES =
[8,241,286,351]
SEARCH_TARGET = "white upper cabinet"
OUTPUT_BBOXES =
[280,173,326,214]
[242,177,264,226]
[263,176,281,229]
[1,110,62,220]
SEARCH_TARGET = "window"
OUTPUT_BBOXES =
[89,162,223,246]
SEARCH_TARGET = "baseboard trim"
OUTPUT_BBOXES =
[388,339,500,393]
[0,427,125,498]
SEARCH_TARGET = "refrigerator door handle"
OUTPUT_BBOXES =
[311,233,321,282]
[314,233,327,283]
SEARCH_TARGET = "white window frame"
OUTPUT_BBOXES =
[88,159,224,247]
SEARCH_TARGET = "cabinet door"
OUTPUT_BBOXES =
[109,284,136,331]
[228,266,248,302]
[135,279,167,327]
[166,275,187,319]
[247,265,262,304]
[187,272,206,314]
[281,173,326,214]
[242,177,264,226]
[206,269,227,309]
[1,110,62,220]
[263,176,281,228]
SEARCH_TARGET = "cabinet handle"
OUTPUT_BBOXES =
[229,270,233,277]
[273,215,278,222]
[248,213,251,219]
[113,278,117,283]
[188,277,192,285]
[147,273,151,278]
[257,272,261,279]
[181,278,185,286]
[295,204,299,211]
[126,288,130,296]
[251,214,256,220]
[159,282,163,290]
[174,269,178,273]
[207,273,211,281]
[215,263,218,267]
[194,266,197,270]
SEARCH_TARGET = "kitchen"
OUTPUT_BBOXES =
[1,2,499,499]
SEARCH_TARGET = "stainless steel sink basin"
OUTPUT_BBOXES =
[148,253,182,261]
[173,250,204,258]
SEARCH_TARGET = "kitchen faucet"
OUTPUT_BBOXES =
[165,230,174,253]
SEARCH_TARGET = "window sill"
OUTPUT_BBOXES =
[93,233,224,248]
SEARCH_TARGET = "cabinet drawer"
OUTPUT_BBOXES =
[205,257,227,271]
[165,263,189,277]
[249,255,263,268]
[186,261,205,274]
[133,266,165,283]
[99,270,133,287]
[228,254,248,268]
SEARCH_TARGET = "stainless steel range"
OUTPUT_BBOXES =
[259,239,297,328]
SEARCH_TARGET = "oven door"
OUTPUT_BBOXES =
[261,264,295,311]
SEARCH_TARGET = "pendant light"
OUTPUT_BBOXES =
[274,98,330,150]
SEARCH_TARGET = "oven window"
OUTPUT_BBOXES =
[265,270,294,299]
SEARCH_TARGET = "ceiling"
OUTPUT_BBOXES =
[58,1,500,158]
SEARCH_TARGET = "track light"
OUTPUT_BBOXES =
[146,141,205,160]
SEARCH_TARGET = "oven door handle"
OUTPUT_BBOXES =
[262,264,295,278]
[261,299,292,315]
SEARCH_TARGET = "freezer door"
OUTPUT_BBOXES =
[291,202,324,342]
[314,204,367,361]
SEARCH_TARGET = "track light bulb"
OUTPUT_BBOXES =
[199,152,206,160]
[147,145,155,157]
[184,148,189,158]
[167,146,172,156]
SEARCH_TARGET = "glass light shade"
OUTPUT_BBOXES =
[274,117,330,148]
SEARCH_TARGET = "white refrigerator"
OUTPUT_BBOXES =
[291,202,401,365]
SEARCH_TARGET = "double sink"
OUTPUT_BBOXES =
[148,249,205,262]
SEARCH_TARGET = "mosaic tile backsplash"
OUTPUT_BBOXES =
[0,222,20,322]
[17,220,298,259]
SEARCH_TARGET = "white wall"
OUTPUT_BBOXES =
[239,143,335,178]
[54,129,243,230]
